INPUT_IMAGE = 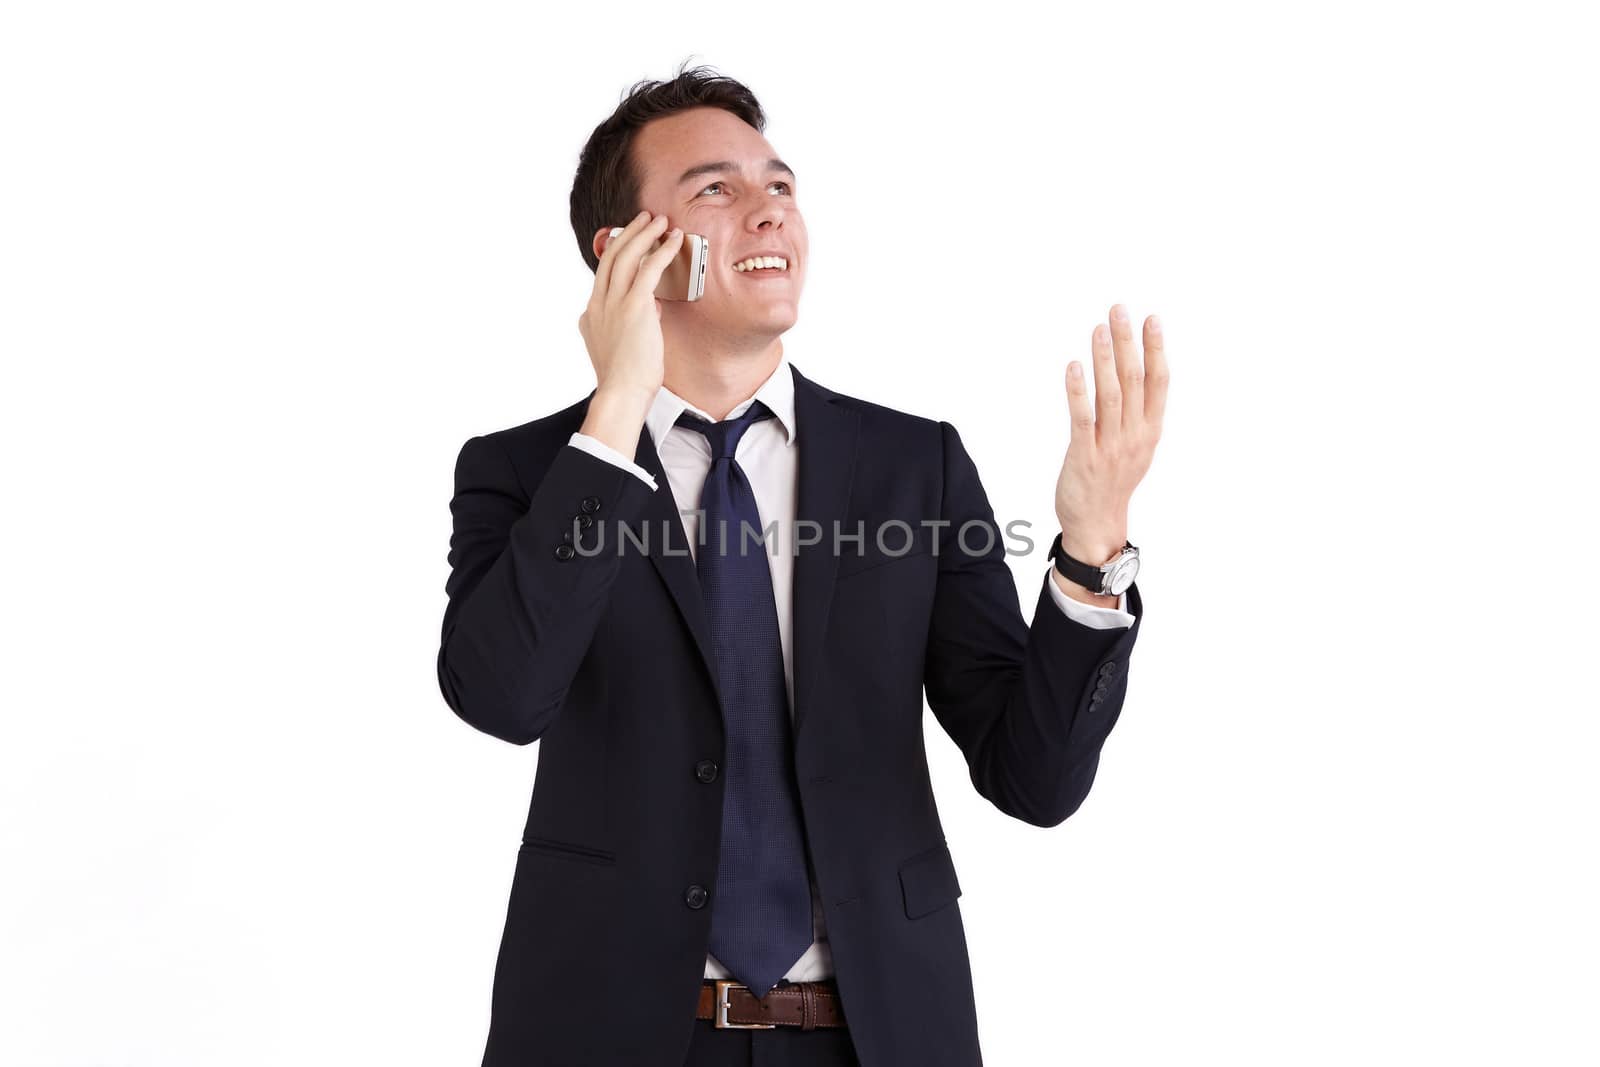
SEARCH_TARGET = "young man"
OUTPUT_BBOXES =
[438,63,1167,1067]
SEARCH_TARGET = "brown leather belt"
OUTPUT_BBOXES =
[695,978,847,1030]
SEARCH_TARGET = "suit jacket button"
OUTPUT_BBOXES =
[1099,662,1117,678]
[685,884,708,909]
[581,495,602,513]
[1093,684,1108,700]
[574,512,595,530]
[695,759,719,783]
[554,544,576,561]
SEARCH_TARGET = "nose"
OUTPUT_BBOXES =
[748,202,788,233]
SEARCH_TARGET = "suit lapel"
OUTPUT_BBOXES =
[628,418,721,700]
[578,363,861,740]
[788,363,860,739]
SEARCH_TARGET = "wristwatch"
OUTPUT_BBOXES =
[1048,533,1140,597]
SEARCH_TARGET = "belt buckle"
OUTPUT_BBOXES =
[714,980,777,1029]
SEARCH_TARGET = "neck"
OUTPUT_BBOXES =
[661,331,785,421]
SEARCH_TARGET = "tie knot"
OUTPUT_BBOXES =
[674,400,775,460]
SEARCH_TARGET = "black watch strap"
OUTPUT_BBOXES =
[1048,532,1132,595]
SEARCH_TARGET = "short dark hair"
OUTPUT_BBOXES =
[568,59,767,273]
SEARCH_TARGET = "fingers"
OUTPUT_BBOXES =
[631,225,684,301]
[599,212,670,309]
[1065,361,1094,450]
[595,210,647,299]
[608,213,672,308]
[1091,321,1121,448]
[1143,314,1168,432]
[1109,304,1143,435]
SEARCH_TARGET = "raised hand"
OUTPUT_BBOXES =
[576,210,685,454]
[1053,303,1168,577]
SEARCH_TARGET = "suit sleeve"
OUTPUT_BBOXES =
[922,421,1143,827]
[437,434,658,745]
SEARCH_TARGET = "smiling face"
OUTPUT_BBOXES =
[626,106,808,343]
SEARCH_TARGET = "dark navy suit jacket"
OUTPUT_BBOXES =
[437,362,1144,1066]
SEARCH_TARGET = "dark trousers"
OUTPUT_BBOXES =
[682,1016,863,1066]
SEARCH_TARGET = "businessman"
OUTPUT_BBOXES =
[438,63,1167,1067]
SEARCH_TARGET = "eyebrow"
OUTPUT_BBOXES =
[675,158,796,187]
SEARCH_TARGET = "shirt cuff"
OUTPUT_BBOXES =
[567,432,658,491]
[1043,565,1134,629]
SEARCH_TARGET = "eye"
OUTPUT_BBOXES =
[696,180,794,197]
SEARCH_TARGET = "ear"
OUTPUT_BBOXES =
[592,227,613,263]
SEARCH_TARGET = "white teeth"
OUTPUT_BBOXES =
[733,256,788,272]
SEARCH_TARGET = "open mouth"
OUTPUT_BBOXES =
[732,255,790,275]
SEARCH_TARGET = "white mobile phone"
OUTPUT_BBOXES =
[606,227,709,302]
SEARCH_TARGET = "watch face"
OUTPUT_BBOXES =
[1106,554,1139,596]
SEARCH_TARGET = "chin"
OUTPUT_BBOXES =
[753,313,798,339]
[763,306,799,331]
[716,304,798,337]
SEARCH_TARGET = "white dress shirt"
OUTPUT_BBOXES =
[565,352,1132,983]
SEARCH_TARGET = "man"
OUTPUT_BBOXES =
[437,63,1166,1067]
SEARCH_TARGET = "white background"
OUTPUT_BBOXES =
[3,2,1596,1064]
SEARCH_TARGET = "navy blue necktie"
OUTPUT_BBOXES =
[674,400,813,999]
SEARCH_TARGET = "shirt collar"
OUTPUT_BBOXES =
[644,350,798,451]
